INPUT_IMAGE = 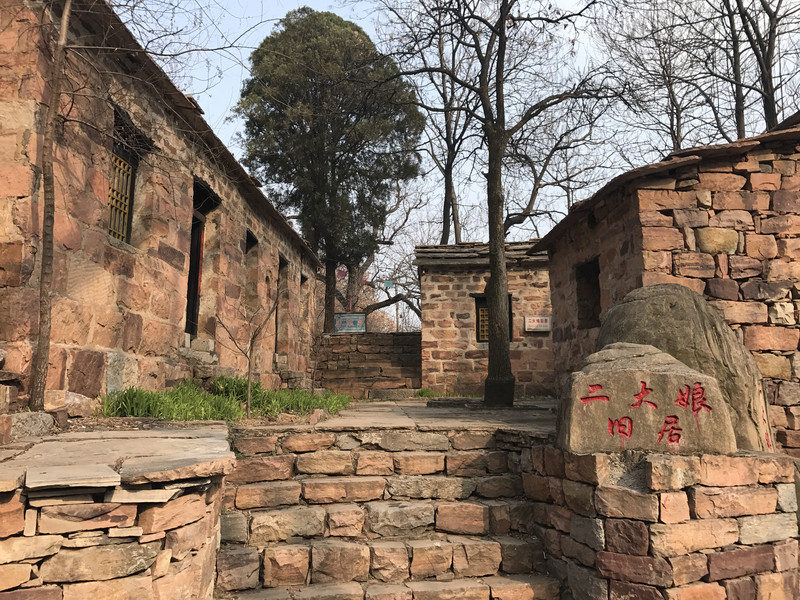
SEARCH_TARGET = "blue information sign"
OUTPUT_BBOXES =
[334,313,366,333]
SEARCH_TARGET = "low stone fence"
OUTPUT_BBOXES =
[219,416,559,599]
[0,427,234,599]
[523,449,799,598]
[315,333,421,398]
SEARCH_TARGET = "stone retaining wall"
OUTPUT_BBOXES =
[219,423,800,599]
[0,427,234,599]
[523,448,800,599]
[315,333,421,398]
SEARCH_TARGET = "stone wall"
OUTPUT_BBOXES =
[219,421,560,599]
[543,137,800,455]
[628,150,800,458]
[315,333,421,399]
[0,426,234,598]
[218,421,800,599]
[546,193,644,379]
[0,1,321,403]
[523,448,799,599]
[417,245,554,397]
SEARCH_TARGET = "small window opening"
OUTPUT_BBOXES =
[107,107,153,242]
[245,230,259,310]
[185,178,221,336]
[274,256,289,355]
[473,293,513,343]
[576,257,601,329]
[300,273,310,322]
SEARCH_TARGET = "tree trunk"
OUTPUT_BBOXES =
[483,131,514,407]
[29,0,73,411]
[323,257,337,333]
[451,182,462,244]
[439,165,453,244]
[246,350,253,417]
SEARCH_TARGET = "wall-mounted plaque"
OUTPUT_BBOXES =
[524,315,551,332]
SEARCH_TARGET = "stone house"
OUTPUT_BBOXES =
[414,242,554,397]
[534,123,800,456]
[0,0,322,402]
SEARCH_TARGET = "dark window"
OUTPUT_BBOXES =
[274,256,289,354]
[185,178,221,337]
[245,230,259,310]
[106,108,152,243]
[473,294,512,343]
[107,144,137,242]
[576,257,601,329]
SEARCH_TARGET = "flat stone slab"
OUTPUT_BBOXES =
[0,424,235,492]
[318,399,557,440]
[26,464,120,490]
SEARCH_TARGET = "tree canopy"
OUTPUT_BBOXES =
[235,8,425,331]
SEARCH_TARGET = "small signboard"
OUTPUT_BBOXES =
[334,313,366,333]
[524,315,551,332]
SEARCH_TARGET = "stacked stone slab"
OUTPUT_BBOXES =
[0,428,235,598]
[316,333,422,399]
[219,425,560,599]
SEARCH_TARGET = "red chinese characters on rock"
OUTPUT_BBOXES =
[608,416,633,439]
[657,415,682,445]
[630,381,657,410]
[675,382,712,415]
[580,384,610,404]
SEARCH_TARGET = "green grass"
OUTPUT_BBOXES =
[415,388,440,397]
[102,376,351,421]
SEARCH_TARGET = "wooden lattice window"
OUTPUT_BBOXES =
[106,106,153,243]
[477,304,489,342]
[107,150,135,241]
[473,294,513,343]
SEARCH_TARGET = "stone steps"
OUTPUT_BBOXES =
[239,533,545,587]
[218,429,559,598]
[224,574,560,600]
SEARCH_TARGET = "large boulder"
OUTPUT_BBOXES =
[597,284,773,452]
[558,343,737,455]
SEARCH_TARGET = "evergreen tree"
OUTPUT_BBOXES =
[235,8,424,331]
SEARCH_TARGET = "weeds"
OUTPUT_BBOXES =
[103,376,350,421]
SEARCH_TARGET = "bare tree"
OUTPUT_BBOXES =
[374,4,480,245]
[374,0,611,406]
[598,0,800,163]
[214,299,278,417]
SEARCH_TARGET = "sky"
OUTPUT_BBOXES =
[187,1,376,157]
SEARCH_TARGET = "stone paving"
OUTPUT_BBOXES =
[230,398,559,439]
[0,423,233,492]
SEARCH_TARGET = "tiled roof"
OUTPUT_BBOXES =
[414,241,547,268]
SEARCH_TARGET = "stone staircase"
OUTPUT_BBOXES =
[216,427,560,600]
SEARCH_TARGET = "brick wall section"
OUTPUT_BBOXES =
[0,473,227,597]
[0,3,321,400]
[315,333,421,399]
[547,193,644,378]
[628,152,800,457]
[221,426,799,599]
[419,264,554,397]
